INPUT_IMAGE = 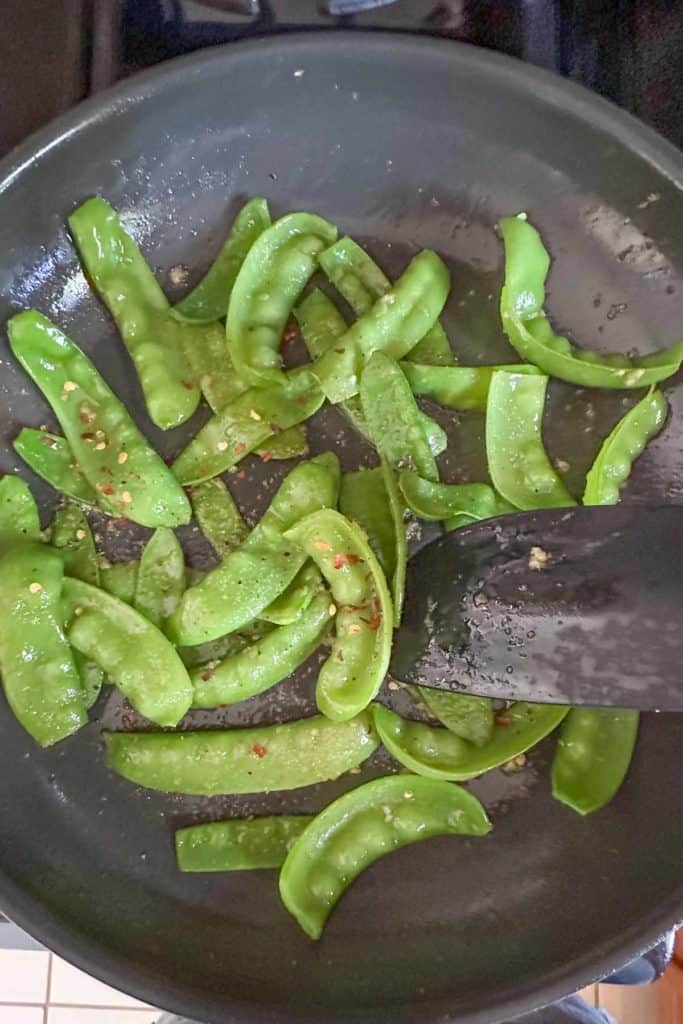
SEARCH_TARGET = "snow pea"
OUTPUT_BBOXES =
[0,544,86,746]
[284,510,393,721]
[8,312,191,527]
[13,429,98,505]
[486,370,575,510]
[226,212,338,387]
[176,815,312,872]
[179,620,273,671]
[499,215,683,388]
[398,471,515,523]
[552,708,639,815]
[73,650,104,709]
[0,476,41,545]
[167,456,340,646]
[62,577,192,727]
[583,388,668,505]
[312,250,451,404]
[171,366,324,486]
[100,561,138,605]
[279,774,491,940]
[50,503,99,586]
[360,352,439,481]
[416,687,494,747]
[373,703,470,777]
[260,561,322,626]
[134,528,186,627]
[189,477,247,556]
[400,362,541,410]
[257,425,309,461]
[191,588,333,707]
[318,236,454,366]
[105,710,379,795]
[173,197,271,323]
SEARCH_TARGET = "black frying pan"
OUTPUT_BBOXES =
[0,32,682,1024]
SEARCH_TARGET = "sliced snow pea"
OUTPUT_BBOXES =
[400,362,541,410]
[0,544,86,746]
[552,708,639,815]
[167,456,340,646]
[260,562,323,626]
[398,471,515,522]
[171,366,324,486]
[179,620,273,671]
[499,215,683,388]
[8,312,191,527]
[416,687,494,747]
[189,477,248,556]
[373,703,470,777]
[360,352,439,481]
[486,371,575,510]
[0,476,41,545]
[279,774,491,940]
[50,503,99,585]
[173,197,271,323]
[312,250,450,404]
[62,577,192,727]
[226,212,338,387]
[191,588,333,707]
[13,429,98,505]
[181,321,242,414]
[105,710,379,795]
[134,528,186,627]
[284,509,393,721]
[73,650,104,709]
[100,561,138,605]
[176,815,312,872]
[256,424,309,462]
[583,388,668,505]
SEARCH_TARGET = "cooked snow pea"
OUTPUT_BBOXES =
[226,212,338,386]
[167,456,340,646]
[8,312,191,527]
[0,475,41,545]
[260,562,323,626]
[318,236,454,366]
[179,620,273,670]
[373,703,470,776]
[583,388,668,505]
[419,413,448,457]
[171,367,324,486]
[73,650,104,709]
[105,710,379,795]
[0,544,86,746]
[13,429,98,505]
[552,708,639,815]
[50,503,99,585]
[257,424,309,461]
[189,478,248,556]
[398,471,515,522]
[360,352,439,481]
[62,577,192,727]
[100,561,138,605]
[486,371,575,510]
[284,509,393,721]
[312,250,451,404]
[176,815,312,872]
[173,197,271,323]
[499,215,683,388]
[182,321,243,414]
[416,687,494,747]
[400,362,541,410]
[134,528,186,627]
[279,774,491,940]
[191,588,333,707]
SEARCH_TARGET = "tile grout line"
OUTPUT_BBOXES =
[44,952,53,1024]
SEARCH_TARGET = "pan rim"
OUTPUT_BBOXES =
[0,28,682,1024]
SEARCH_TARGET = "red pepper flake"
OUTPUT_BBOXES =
[80,432,95,441]
[236,469,246,479]
[201,669,214,681]
[234,442,246,454]
[295,396,308,406]
[96,484,114,496]
[333,552,361,570]
[336,650,345,662]
[78,406,96,425]
[181,380,196,390]
[251,743,267,758]
[360,596,383,631]
[260,450,273,463]
[281,324,298,346]
[495,714,511,727]
[334,347,345,354]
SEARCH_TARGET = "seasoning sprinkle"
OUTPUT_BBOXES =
[216,441,229,452]
[117,451,128,465]
[347,623,362,635]
[249,409,262,421]
[28,582,43,594]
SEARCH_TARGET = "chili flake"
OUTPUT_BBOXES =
[260,450,273,463]
[333,552,361,570]
[96,483,114,496]
[181,380,195,390]
[234,442,246,454]
[251,743,267,758]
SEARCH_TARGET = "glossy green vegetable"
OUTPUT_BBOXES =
[398,471,514,523]
[583,388,668,505]
[100,561,138,605]
[260,561,322,626]
[0,475,41,545]
[189,477,247,556]
[191,588,333,707]
[73,650,104,709]
[176,815,312,872]
[105,710,379,795]
[50,503,99,585]
[173,197,271,323]
[400,362,541,410]
[284,510,393,721]
[167,456,340,646]
[13,429,98,505]
[8,312,191,528]
[181,321,241,414]
[486,371,575,510]
[499,215,683,388]
[313,250,451,404]
[417,687,494,747]
[279,774,491,939]
[226,212,337,386]
[134,528,186,627]
[257,424,309,461]
[419,412,448,457]
[171,367,324,486]
[552,708,639,815]
[63,577,192,727]
[0,544,86,746]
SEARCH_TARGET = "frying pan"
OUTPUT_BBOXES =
[0,31,682,1024]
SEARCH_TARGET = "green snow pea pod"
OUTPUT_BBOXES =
[416,687,494,748]
[360,352,439,481]
[62,577,192,727]
[0,544,86,746]
[179,620,273,670]
[373,703,471,777]
[134,528,186,627]
[167,456,340,646]
[552,708,639,815]
[486,371,575,510]
[73,650,104,709]
[100,561,138,605]
[176,815,313,872]
[312,250,451,404]
[256,424,309,462]
[181,321,243,414]
[499,215,683,388]
[171,367,324,486]
[0,475,41,545]
[105,710,378,795]
[400,362,541,410]
[50,503,99,585]
[13,429,98,506]
[173,197,271,323]
[279,774,491,940]
[583,388,668,505]
[260,562,323,626]
[398,471,515,523]
[284,509,393,721]
[318,236,454,366]
[8,312,191,527]
[191,588,333,707]
[189,477,247,556]
[226,212,338,387]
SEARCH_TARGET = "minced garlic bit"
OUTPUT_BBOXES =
[473,592,487,607]
[63,380,77,392]
[555,458,570,473]
[74,606,83,616]
[387,680,400,691]
[28,582,43,594]
[117,451,128,465]
[528,546,549,571]
[216,440,229,452]
[403,791,414,800]
[94,441,106,451]
[75,529,86,540]
[248,409,262,421]
[624,368,645,386]
[200,374,212,391]
[121,491,133,504]
[347,623,362,635]
[313,540,331,552]
[328,603,337,616]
